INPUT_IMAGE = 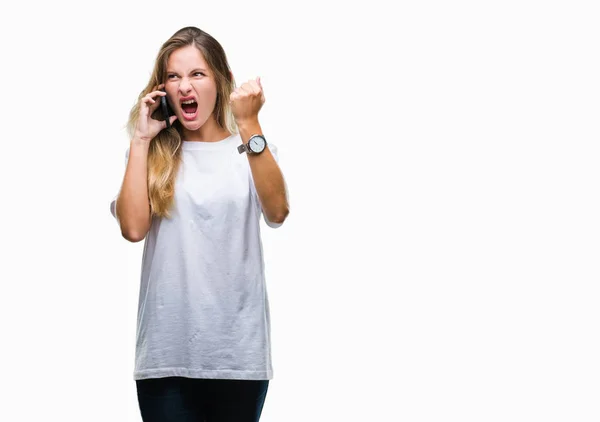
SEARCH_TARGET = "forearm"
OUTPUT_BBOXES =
[238,120,289,223]
[115,138,152,241]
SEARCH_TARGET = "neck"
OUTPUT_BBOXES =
[182,115,230,142]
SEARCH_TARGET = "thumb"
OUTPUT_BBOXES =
[164,115,178,128]
[256,76,265,102]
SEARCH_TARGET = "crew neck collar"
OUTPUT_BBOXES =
[181,133,238,150]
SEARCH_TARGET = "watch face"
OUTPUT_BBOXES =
[249,135,266,153]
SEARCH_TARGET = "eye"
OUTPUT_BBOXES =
[167,74,178,80]
[194,72,205,77]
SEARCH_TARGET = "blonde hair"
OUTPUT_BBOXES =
[126,26,237,218]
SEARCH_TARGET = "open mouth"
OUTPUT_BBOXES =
[180,99,198,120]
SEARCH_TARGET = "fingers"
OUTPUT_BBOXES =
[141,86,167,112]
[241,79,261,94]
[249,79,261,93]
[146,90,167,100]
[145,84,167,101]
[229,77,267,110]
[143,95,161,114]
[231,78,264,98]
[159,115,178,131]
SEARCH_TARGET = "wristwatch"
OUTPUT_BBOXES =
[238,134,267,155]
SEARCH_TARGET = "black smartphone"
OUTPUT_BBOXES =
[160,95,173,129]
[158,89,174,128]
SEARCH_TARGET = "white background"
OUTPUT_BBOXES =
[0,0,598,421]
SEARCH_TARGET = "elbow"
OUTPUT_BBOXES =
[270,207,290,225]
[121,229,147,243]
[119,219,150,242]
[115,207,151,243]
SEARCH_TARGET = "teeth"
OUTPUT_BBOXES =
[182,99,196,104]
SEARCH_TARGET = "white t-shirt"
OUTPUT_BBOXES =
[110,133,283,381]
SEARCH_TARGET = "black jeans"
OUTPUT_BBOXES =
[136,376,269,422]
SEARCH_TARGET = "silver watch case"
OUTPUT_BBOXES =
[238,134,267,154]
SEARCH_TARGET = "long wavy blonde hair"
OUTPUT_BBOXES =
[127,26,237,219]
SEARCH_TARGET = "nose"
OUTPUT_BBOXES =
[178,78,192,95]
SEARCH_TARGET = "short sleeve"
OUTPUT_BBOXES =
[110,148,130,221]
[251,143,289,229]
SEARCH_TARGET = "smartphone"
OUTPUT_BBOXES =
[153,88,174,129]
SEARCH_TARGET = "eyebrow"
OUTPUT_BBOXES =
[166,68,208,74]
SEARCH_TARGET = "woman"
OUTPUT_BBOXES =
[109,26,289,422]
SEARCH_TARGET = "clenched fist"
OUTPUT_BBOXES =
[230,77,266,125]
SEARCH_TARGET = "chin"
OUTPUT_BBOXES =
[182,121,201,131]
[180,118,206,132]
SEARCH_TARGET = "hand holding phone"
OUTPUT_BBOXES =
[149,87,175,131]
[160,89,173,129]
[135,86,177,142]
